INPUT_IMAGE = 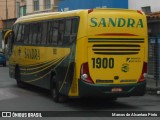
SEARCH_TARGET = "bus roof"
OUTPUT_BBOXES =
[15,8,144,24]
[15,9,86,23]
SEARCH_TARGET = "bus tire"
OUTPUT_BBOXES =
[107,97,117,101]
[3,62,6,67]
[50,77,67,103]
[15,66,24,88]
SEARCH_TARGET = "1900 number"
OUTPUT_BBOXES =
[92,58,114,69]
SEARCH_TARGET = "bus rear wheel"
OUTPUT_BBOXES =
[50,77,67,103]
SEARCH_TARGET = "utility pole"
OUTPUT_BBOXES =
[4,0,8,55]
[6,0,8,29]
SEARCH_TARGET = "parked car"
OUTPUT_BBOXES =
[0,52,6,67]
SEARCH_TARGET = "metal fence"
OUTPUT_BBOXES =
[147,37,160,88]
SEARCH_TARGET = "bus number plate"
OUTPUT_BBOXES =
[111,88,122,92]
[92,58,114,69]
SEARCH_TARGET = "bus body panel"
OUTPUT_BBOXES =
[77,9,148,97]
[9,45,71,90]
[88,45,144,84]
[88,9,147,37]
[79,80,146,97]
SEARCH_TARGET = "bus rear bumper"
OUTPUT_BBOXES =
[78,80,146,98]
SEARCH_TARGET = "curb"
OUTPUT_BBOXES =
[146,87,160,95]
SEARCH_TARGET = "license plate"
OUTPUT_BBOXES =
[111,88,122,92]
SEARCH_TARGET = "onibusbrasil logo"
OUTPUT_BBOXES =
[1,112,42,118]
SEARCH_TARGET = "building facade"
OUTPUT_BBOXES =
[17,0,27,18]
[129,0,160,13]
[0,0,16,20]
[0,0,27,51]
[0,0,16,51]
[0,0,17,30]
[26,0,56,15]
[58,0,128,11]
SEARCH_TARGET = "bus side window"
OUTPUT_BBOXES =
[70,18,79,44]
[52,21,58,45]
[65,19,72,35]
[63,17,79,46]
[63,18,72,46]
[21,24,25,42]
[32,23,39,45]
[41,22,48,45]
[72,18,79,34]
[28,23,33,44]
[16,24,23,43]
[24,24,30,44]
[58,19,64,46]
[47,21,53,44]
[37,22,42,44]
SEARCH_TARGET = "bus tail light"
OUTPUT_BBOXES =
[138,62,147,82]
[88,9,93,14]
[80,62,94,84]
[137,10,143,15]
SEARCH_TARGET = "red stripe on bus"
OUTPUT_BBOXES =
[96,33,138,36]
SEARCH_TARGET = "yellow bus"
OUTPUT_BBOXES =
[4,8,148,102]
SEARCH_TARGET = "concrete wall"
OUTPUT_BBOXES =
[129,0,160,12]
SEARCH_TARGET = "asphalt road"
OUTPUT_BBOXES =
[0,65,160,119]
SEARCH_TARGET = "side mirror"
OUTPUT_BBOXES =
[3,30,14,44]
